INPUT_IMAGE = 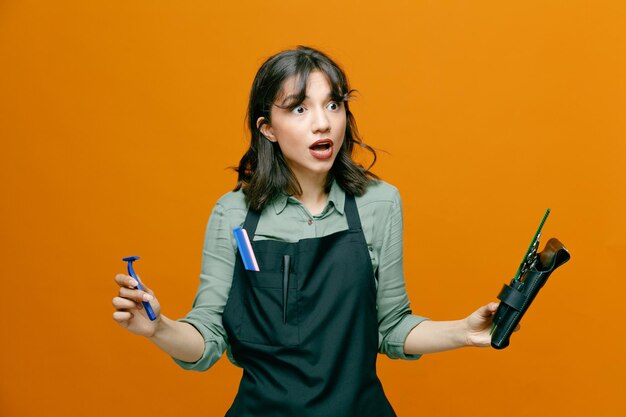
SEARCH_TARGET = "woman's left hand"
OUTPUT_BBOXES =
[463,302,520,347]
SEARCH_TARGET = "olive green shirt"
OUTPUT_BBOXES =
[174,179,428,371]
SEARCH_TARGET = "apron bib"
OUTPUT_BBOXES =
[222,194,396,417]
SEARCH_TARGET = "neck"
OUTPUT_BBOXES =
[295,174,330,215]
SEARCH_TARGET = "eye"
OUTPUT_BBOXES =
[292,105,305,114]
[327,101,340,111]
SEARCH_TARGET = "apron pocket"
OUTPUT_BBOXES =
[240,271,300,347]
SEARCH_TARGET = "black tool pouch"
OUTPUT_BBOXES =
[491,238,571,349]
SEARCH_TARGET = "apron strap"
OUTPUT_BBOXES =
[242,207,262,238]
[344,194,362,231]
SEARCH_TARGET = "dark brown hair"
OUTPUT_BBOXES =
[235,46,378,211]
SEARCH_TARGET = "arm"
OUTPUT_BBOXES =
[403,302,500,354]
[369,184,429,360]
[112,194,246,370]
[171,198,247,370]
[112,274,205,363]
[148,316,206,362]
[372,184,505,357]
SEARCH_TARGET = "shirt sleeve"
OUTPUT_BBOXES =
[376,188,430,360]
[172,201,243,371]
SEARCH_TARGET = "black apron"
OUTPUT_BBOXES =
[222,194,396,417]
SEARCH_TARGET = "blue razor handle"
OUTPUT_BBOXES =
[122,256,157,321]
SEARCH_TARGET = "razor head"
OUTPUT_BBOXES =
[122,256,140,263]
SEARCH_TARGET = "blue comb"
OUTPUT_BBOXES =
[122,256,157,321]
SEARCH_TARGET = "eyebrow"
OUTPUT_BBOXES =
[279,94,301,106]
[278,93,334,107]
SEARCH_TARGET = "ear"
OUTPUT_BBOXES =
[257,117,277,143]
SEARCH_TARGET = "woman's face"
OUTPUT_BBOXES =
[259,71,346,186]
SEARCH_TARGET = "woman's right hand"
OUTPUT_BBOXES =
[112,274,162,337]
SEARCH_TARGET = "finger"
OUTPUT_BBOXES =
[514,323,521,332]
[487,302,500,313]
[112,296,142,310]
[476,302,499,318]
[115,274,139,289]
[119,287,154,304]
[113,310,133,325]
[136,276,155,296]
[476,339,491,348]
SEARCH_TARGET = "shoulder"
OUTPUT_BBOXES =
[353,180,403,247]
[214,189,248,213]
[355,179,401,208]
[208,189,248,230]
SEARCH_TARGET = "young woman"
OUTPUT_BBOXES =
[112,46,508,416]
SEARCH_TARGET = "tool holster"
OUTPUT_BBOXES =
[491,238,571,349]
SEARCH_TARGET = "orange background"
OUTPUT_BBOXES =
[1,1,625,416]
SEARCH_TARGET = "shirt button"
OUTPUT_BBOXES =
[307,219,313,225]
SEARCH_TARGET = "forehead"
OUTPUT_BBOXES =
[275,70,332,102]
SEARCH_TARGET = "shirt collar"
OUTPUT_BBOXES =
[327,179,345,215]
[271,180,346,216]
[272,193,290,215]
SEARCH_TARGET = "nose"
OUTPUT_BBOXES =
[311,106,331,134]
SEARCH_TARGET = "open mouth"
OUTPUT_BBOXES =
[309,139,333,151]
[309,139,334,160]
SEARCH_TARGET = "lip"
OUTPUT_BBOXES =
[309,138,335,160]
[309,138,334,148]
